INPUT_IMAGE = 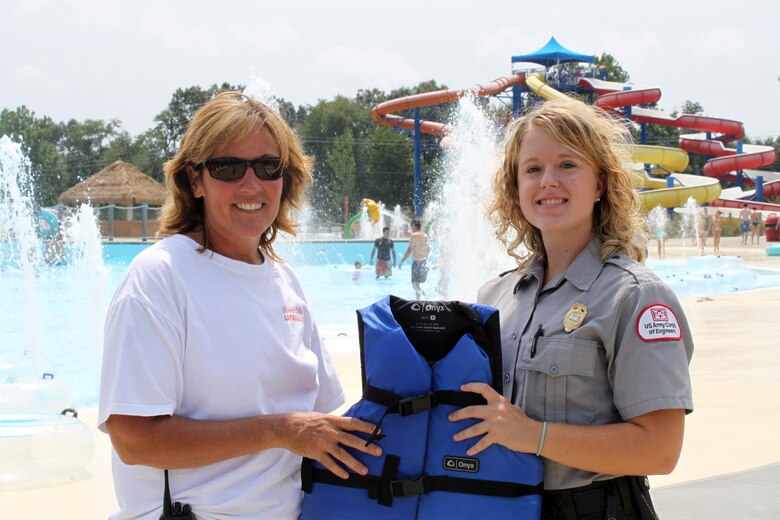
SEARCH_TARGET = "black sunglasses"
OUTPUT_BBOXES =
[196,156,286,182]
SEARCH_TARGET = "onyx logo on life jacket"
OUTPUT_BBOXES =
[410,302,446,313]
[409,302,447,326]
[443,456,479,473]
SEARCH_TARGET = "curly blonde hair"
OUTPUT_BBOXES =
[157,91,313,261]
[488,98,646,268]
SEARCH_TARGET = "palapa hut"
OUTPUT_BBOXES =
[58,160,167,207]
[58,160,168,239]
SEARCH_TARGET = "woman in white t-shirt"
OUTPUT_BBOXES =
[98,92,381,520]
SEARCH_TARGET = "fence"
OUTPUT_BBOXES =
[56,203,162,241]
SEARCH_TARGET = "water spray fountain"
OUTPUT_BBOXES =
[0,136,98,490]
[429,95,513,300]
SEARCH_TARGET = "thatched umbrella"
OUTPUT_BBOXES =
[58,160,168,207]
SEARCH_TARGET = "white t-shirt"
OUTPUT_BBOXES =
[98,235,344,520]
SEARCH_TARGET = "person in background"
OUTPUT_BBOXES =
[369,226,396,279]
[739,203,751,245]
[750,208,762,244]
[352,260,365,283]
[98,91,380,520]
[696,208,709,253]
[655,222,667,260]
[450,99,693,519]
[432,247,452,297]
[398,219,430,300]
[710,210,723,254]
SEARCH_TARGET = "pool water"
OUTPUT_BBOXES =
[101,243,780,320]
[646,256,780,299]
[2,240,779,407]
[101,241,426,326]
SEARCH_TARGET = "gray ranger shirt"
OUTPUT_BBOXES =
[477,237,694,490]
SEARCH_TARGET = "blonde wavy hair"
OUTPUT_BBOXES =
[157,91,313,261]
[488,98,647,268]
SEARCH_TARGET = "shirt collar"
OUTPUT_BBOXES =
[514,237,604,293]
[563,237,605,291]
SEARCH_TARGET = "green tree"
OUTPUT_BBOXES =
[300,95,375,219]
[327,131,358,215]
[275,98,309,128]
[59,118,121,187]
[365,126,414,208]
[153,83,242,157]
[594,53,630,82]
[99,129,168,183]
[0,106,68,205]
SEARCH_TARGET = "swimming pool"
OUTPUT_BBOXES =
[101,240,426,327]
[3,239,780,407]
[64,239,780,336]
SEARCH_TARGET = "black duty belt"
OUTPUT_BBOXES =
[542,476,657,520]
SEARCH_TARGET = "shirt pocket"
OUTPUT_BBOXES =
[520,336,599,425]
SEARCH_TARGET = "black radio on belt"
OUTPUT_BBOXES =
[159,469,194,519]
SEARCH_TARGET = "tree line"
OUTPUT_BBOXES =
[0,81,453,223]
[2,55,778,219]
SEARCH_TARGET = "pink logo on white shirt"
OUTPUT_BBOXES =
[283,305,304,322]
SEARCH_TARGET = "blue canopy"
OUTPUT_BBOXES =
[511,37,595,67]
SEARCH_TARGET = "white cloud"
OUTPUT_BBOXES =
[679,27,751,59]
[138,7,296,60]
[9,65,58,88]
[139,5,221,57]
[0,0,776,137]
[237,22,297,55]
[312,46,420,96]
[62,0,124,29]
[474,26,533,59]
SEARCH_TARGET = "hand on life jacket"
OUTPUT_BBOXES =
[283,412,382,479]
[448,382,540,456]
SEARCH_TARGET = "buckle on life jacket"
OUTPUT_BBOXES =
[398,394,435,416]
[391,477,428,497]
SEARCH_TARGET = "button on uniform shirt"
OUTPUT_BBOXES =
[477,238,694,490]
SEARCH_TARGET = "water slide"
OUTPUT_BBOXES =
[677,136,780,211]
[371,73,528,135]
[525,73,722,211]
[575,77,780,212]
[371,72,777,213]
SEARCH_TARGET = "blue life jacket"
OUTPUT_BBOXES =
[301,295,543,519]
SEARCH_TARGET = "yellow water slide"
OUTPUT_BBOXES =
[525,73,722,211]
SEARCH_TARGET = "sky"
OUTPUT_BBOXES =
[1,0,778,139]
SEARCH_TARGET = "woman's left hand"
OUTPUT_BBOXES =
[448,382,540,456]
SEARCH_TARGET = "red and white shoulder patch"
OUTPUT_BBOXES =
[636,303,681,342]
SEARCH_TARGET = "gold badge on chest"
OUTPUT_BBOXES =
[563,303,588,332]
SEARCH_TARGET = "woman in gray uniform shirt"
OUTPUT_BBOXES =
[450,99,693,519]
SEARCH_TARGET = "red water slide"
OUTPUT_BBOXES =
[709,192,780,211]
[678,137,777,177]
[371,73,528,136]
[579,77,777,188]
[580,78,746,139]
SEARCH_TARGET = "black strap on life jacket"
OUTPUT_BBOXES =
[362,385,487,446]
[301,456,543,508]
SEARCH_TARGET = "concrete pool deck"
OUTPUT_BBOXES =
[4,235,779,518]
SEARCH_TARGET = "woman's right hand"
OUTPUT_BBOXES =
[448,383,542,456]
[282,412,382,479]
